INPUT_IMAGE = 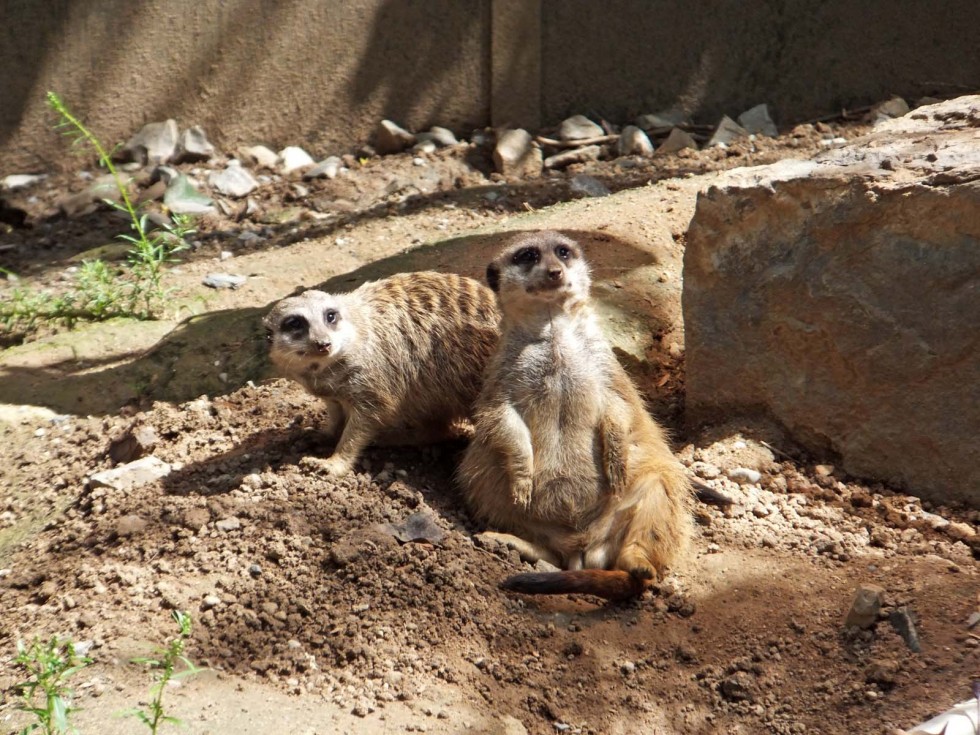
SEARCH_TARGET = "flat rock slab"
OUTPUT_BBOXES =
[684,95,980,506]
[89,456,171,491]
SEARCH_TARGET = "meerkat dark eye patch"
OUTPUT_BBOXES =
[512,247,540,266]
[281,315,308,332]
[485,263,500,292]
[324,309,339,324]
[555,244,573,260]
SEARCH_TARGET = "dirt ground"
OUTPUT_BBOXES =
[1,120,978,735]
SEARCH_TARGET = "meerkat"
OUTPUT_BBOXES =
[458,231,693,600]
[264,271,500,477]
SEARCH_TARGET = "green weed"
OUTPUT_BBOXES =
[0,93,194,340]
[123,610,203,734]
[13,636,91,735]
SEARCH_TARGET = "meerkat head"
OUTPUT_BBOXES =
[263,290,357,373]
[486,232,591,316]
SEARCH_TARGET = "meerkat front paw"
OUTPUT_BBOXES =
[511,476,534,509]
[300,455,354,478]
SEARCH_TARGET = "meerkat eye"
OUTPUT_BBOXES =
[324,309,339,324]
[555,244,572,260]
[512,247,539,266]
[281,315,308,332]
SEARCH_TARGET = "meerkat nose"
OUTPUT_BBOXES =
[547,268,563,282]
[313,340,331,353]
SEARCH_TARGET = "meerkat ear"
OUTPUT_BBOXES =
[485,263,500,292]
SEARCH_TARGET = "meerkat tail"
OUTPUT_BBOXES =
[499,570,647,601]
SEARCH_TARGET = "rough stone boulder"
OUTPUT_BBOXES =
[684,96,980,506]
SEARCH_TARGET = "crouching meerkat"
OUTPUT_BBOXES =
[458,232,693,601]
[264,271,500,477]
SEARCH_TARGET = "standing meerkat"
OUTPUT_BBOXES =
[264,271,500,477]
[458,231,693,600]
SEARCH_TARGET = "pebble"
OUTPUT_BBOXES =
[728,467,762,485]
[176,125,216,162]
[737,103,778,137]
[303,156,342,180]
[493,129,542,178]
[424,126,458,147]
[121,119,179,165]
[89,456,171,491]
[844,584,885,629]
[214,516,242,532]
[202,273,247,289]
[209,162,259,197]
[164,174,215,215]
[966,611,980,629]
[708,115,748,147]
[656,127,698,155]
[202,594,222,610]
[872,97,910,124]
[617,125,653,157]
[241,145,279,169]
[558,114,604,141]
[2,173,46,190]
[691,461,721,479]
[412,140,437,155]
[544,144,601,170]
[278,146,315,174]
[888,606,921,652]
[375,119,416,154]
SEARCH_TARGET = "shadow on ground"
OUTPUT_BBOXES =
[0,228,674,417]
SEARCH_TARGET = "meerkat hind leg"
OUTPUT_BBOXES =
[476,532,561,567]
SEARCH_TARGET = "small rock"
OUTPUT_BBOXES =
[375,119,416,154]
[209,161,259,198]
[619,660,636,675]
[737,103,778,137]
[215,516,241,532]
[845,584,885,629]
[558,114,604,141]
[728,467,762,485]
[115,514,147,538]
[814,464,835,477]
[617,125,653,156]
[493,129,542,178]
[569,174,610,198]
[2,173,46,190]
[412,140,437,155]
[544,144,601,170]
[945,521,976,541]
[872,97,910,124]
[248,563,263,577]
[708,115,749,147]
[202,594,221,610]
[966,611,980,629]
[120,120,180,165]
[175,125,215,162]
[202,273,247,290]
[656,127,699,155]
[89,456,171,491]
[303,156,342,180]
[635,108,689,131]
[720,671,756,702]
[691,461,721,479]
[424,126,458,146]
[163,174,215,215]
[278,146,315,174]
[380,511,446,545]
[888,607,921,652]
[240,145,279,169]
[487,715,529,735]
[865,659,900,688]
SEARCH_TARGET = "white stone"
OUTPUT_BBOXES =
[241,145,279,169]
[278,146,315,174]
[617,125,654,156]
[303,156,342,180]
[558,114,604,141]
[122,120,179,165]
[728,467,762,485]
[2,174,46,190]
[209,162,259,197]
[89,456,171,491]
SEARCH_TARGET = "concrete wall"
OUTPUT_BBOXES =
[3,0,980,172]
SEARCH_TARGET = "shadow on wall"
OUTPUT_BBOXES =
[347,0,491,134]
[0,229,663,417]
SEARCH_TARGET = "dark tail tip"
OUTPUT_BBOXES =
[501,570,645,601]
